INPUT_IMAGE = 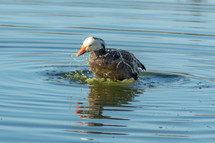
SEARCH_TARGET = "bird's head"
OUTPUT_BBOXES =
[76,37,105,56]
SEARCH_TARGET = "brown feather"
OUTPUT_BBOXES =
[89,48,145,80]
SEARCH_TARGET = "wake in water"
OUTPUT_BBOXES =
[43,67,192,89]
[42,64,213,91]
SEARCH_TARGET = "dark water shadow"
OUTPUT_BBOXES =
[67,82,143,136]
[75,84,143,120]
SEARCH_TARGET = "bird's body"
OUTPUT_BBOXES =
[76,37,146,80]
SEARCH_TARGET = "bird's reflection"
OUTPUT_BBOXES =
[75,83,144,120]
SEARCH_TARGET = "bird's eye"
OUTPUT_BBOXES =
[89,44,92,47]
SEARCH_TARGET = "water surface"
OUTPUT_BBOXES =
[1,0,215,143]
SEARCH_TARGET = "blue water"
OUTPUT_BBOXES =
[1,0,215,143]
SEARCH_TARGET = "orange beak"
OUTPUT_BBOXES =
[76,45,87,56]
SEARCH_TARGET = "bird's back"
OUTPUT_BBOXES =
[89,48,145,80]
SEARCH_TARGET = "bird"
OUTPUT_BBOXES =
[76,37,146,80]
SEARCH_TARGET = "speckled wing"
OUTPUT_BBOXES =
[89,48,145,80]
[117,49,146,71]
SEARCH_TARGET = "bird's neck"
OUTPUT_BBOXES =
[92,47,106,56]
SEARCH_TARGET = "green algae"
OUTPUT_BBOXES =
[65,70,89,84]
[64,70,136,85]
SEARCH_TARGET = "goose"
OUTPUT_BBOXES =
[76,37,146,80]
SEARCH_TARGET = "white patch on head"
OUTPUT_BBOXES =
[83,37,95,47]
[82,37,105,52]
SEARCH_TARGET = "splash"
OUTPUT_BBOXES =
[86,77,136,85]
[45,67,197,89]
[65,70,89,84]
[64,70,136,85]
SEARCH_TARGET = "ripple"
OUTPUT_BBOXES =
[1,0,215,142]
[65,130,128,135]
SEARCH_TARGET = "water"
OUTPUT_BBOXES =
[1,0,215,142]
